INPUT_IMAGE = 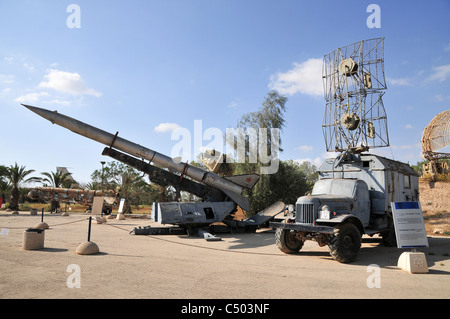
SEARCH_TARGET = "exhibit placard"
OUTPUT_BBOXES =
[391,202,428,249]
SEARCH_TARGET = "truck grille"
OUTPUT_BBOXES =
[297,203,315,224]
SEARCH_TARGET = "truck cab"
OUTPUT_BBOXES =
[297,178,370,229]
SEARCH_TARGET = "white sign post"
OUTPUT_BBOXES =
[118,198,125,214]
[391,202,428,273]
[116,198,126,220]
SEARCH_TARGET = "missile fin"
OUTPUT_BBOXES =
[224,174,260,189]
[221,188,250,212]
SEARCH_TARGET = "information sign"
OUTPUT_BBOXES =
[391,202,428,249]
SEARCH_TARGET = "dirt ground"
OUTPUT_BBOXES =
[0,211,449,302]
[419,180,450,235]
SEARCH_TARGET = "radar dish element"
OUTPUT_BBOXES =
[421,109,450,160]
[421,109,450,179]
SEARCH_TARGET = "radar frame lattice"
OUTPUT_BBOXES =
[322,37,389,154]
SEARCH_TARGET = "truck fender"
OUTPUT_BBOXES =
[318,214,365,235]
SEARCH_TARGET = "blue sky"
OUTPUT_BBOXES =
[0,0,449,185]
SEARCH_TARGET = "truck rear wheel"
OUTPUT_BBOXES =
[381,216,397,247]
[328,223,361,263]
[275,228,304,254]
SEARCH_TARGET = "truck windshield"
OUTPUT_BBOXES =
[311,179,355,197]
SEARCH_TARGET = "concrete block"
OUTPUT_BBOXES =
[397,252,428,274]
[23,228,45,250]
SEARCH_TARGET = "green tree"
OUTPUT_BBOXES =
[239,160,314,215]
[230,90,311,215]
[40,170,72,188]
[5,163,39,211]
[91,161,157,213]
[297,161,319,188]
[0,180,10,205]
[235,90,287,163]
[83,181,102,190]
[0,165,8,177]
[0,165,10,206]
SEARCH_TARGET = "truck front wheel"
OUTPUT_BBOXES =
[275,228,304,254]
[328,223,361,263]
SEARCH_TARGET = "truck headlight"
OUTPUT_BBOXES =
[319,205,330,220]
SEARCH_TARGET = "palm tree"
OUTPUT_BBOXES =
[83,181,101,190]
[41,170,72,188]
[0,165,10,207]
[40,170,74,212]
[5,163,39,211]
[0,180,10,208]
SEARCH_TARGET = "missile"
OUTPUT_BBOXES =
[22,104,257,211]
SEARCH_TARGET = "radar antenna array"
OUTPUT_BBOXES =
[322,37,389,154]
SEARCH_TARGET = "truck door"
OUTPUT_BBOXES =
[353,180,371,227]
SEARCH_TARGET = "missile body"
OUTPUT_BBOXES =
[23,104,250,210]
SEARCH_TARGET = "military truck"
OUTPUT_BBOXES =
[270,153,419,263]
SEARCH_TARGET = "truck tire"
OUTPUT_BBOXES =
[328,223,361,263]
[381,218,397,247]
[275,228,304,254]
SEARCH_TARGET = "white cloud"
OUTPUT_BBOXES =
[435,94,450,101]
[48,99,72,106]
[15,92,49,104]
[23,63,35,72]
[0,74,15,84]
[39,69,102,97]
[387,77,412,86]
[404,124,413,129]
[295,157,323,167]
[390,143,421,150]
[426,64,450,82]
[227,98,240,108]
[154,122,181,133]
[1,88,11,95]
[269,58,323,97]
[445,42,450,51]
[297,145,313,152]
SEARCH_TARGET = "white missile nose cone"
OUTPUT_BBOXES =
[22,104,45,115]
[21,103,34,110]
[22,104,58,124]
